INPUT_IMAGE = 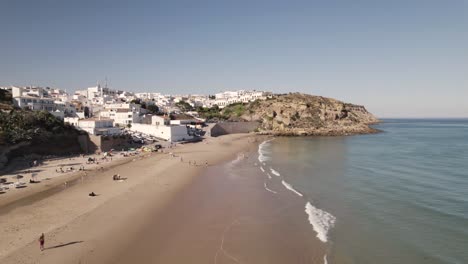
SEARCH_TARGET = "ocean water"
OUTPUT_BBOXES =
[258,119,468,264]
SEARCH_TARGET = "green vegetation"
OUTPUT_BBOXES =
[222,102,246,117]
[196,102,250,121]
[175,100,194,112]
[0,110,79,145]
[0,90,12,104]
[0,90,13,110]
[146,104,159,114]
[130,99,159,114]
[196,105,228,120]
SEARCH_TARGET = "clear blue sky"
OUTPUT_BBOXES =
[1,0,467,117]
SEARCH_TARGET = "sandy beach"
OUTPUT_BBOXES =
[1,133,328,264]
[0,134,265,263]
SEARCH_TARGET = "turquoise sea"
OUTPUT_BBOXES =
[260,119,468,263]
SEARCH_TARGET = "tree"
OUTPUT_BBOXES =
[175,100,194,112]
[147,104,159,114]
[0,89,12,103]
[130,98,141,105]
[84,107,90,118]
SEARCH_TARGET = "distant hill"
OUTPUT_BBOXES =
[218,93,379,136]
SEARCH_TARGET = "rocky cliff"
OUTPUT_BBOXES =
[222,93,379,136]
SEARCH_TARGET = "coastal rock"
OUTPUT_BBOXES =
[224,93,379,136]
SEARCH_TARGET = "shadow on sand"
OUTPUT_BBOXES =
[45,241,84,250]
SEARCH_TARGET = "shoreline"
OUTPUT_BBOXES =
[0,134,266,263]
[109,136,327,264]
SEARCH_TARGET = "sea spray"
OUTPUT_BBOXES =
[281,180,303,197]
[323,255,328,264]
[260,166,265,173]
[270,168,280,176]
[305,202,336,243]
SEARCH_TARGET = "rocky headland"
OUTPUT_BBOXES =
[220,93,380,136]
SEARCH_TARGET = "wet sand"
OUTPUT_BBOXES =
[110,146,326,263]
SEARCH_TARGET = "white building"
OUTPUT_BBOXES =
[64,117,121,136]
[13,96,56,111]
[130,123,192,142]
[151,115,170,126]
[100,109,139,126]
[129,115,191,142]
[212,90,272,108]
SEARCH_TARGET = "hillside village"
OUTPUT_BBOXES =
[0,85,272,143]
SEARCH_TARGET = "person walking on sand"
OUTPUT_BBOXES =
[39,233,45,251]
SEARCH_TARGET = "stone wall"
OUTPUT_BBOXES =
[79,134,131,154]
[210,121,260,137]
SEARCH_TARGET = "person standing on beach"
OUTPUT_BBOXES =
[39,233,45,251]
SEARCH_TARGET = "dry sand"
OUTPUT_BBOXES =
[0,134,260,263]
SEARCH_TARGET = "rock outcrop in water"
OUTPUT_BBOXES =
[222,93,379,136]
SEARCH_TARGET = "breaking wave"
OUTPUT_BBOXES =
[305,202,336,243]
[270,168,280,176]
[264,182,278,194]
[258,139,273,163]
[281,180,303,197]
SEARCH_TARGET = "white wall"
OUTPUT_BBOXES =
[130,124,192,142]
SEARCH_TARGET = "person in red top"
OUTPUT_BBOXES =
[39,233,45,251]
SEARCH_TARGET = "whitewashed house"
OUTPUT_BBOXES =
[129,115,192,142]
[13,96,56,111]
[65,117,121,135]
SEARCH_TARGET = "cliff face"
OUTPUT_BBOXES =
[223,93,379,136]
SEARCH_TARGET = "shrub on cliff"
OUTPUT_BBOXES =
[0,109,79,145]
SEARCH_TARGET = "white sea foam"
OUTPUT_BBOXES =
[281,180,303,197]
[264,182,278,194]
[270,168,280,176]
[323,254,328,264]
[305,202,336,243]
[230,153,244,165]
[260,166,265,173]
[267,173,272,179]
[258,139,273,163]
